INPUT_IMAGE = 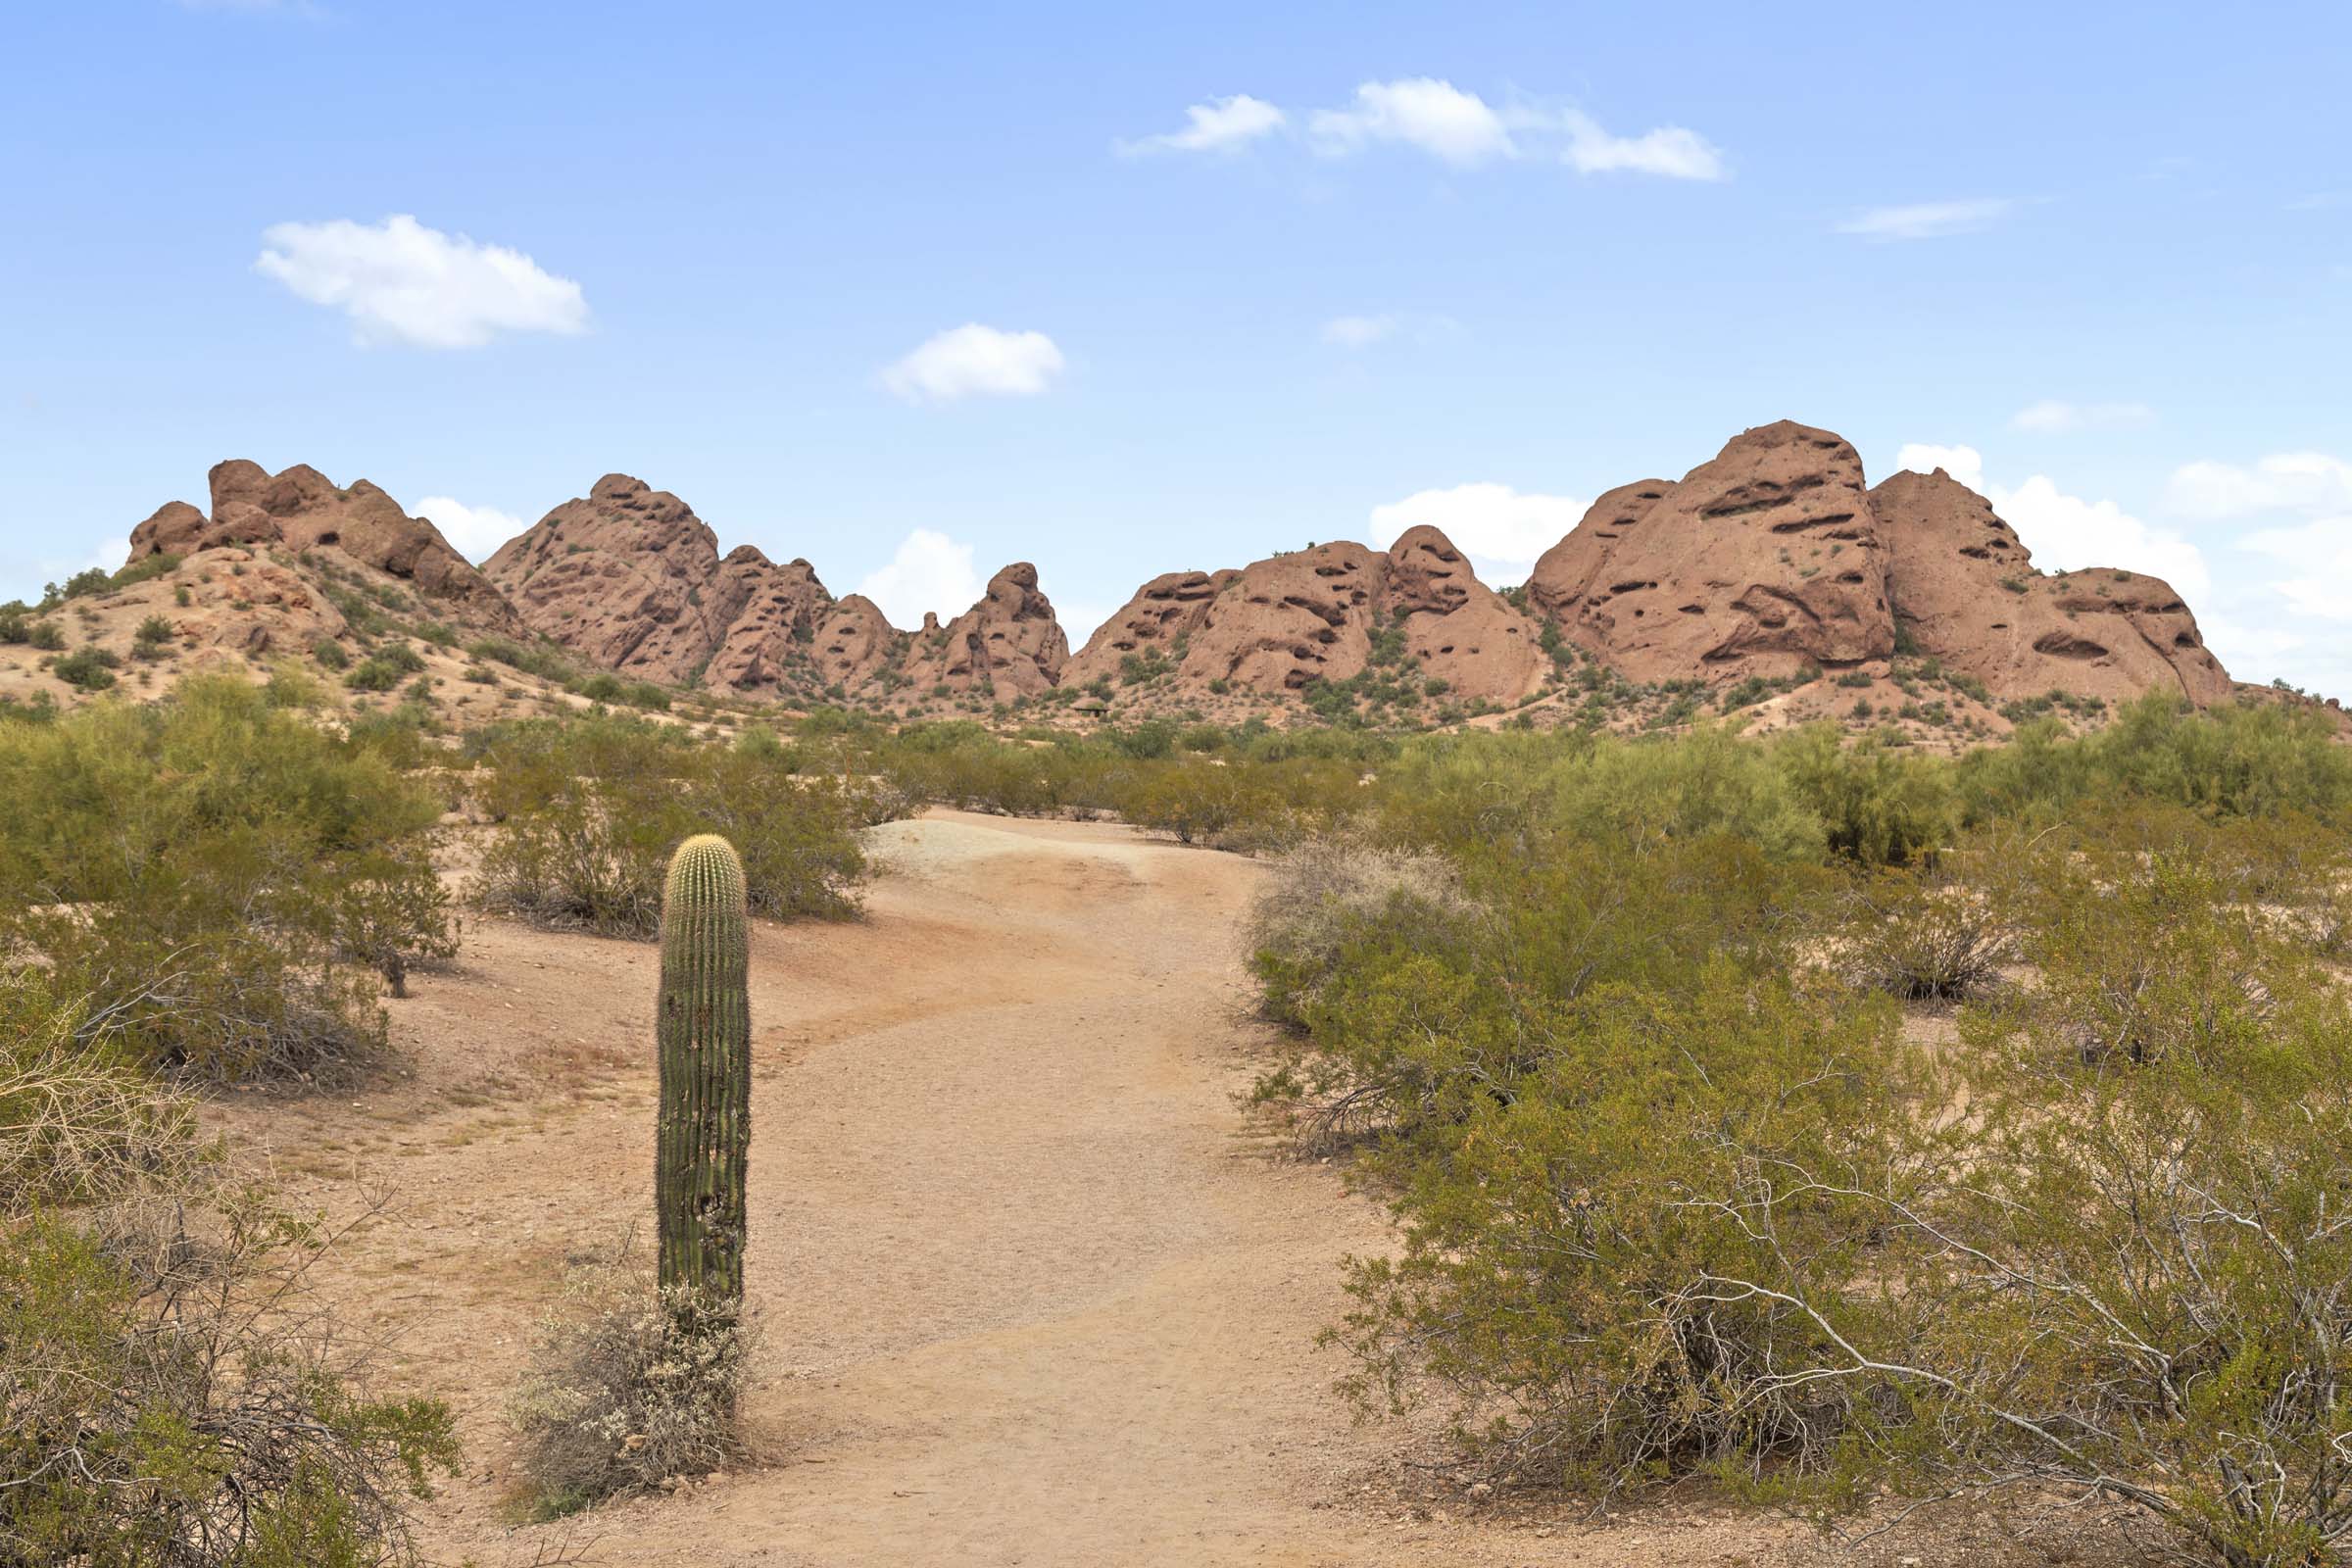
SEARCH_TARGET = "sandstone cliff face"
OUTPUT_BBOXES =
[901,563,1067,697]
[482,475,732,683]
[1529,421,1893,681]
[1061,570,1238,688]
[1870,467,2232,706]
[125,460,515,627]
[1069,527,1545,704]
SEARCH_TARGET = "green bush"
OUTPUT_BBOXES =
[0,675,453,1079]
[50,645,121,691]
[469,716,886,936]
[132,613,175,659]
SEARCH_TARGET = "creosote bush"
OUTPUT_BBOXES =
[468,715,890,936]
[1242,700,2352,1568]
[0,673,453,1080]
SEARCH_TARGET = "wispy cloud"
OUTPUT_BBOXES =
[1130,80,1726,180]
[1554,110,1726,180]
[881,323,1064,404]
[2168,452,2352,519]
[256,215,587,348]
[1114,94,1285,157]
[1837,198,2017,241]
[1322,314,1397,348]
[2009,400,2155,434]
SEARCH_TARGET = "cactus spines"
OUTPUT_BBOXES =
[656,834,751,1300]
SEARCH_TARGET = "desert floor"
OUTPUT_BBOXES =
[214,809,2143,1567]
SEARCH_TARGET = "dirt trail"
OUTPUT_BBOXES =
[217,811,2031,1567]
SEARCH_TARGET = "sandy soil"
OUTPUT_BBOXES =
[214,810,2136,1568]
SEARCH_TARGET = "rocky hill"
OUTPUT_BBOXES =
[2,421,2266,736]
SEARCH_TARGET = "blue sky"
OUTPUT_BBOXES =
[4,0,2347,694]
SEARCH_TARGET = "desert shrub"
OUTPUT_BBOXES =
[510,1248,755,1514]
[1332,966,1921,1494]
[578,671,624,703]
[1112,758,1254,846]
[1775,724,1955,865]
[132,613,175,658]
[1252,831,1822,1148]
[0,674,453,1079]
[470,716,879,936]
[343,656,405,693]
[0,972,207,1210]
[26,619,66,652]
[313,636,350,670]
[1834,860,2015,1000]
[51,645,121,691]
[1247,837,1471,1032]
[0,976,458,1566]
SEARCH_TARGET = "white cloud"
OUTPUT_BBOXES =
[1368,481,1591,581]
[1837,199,2017,241]
[2010,399,2155,434]
[1139,81,1727,180]
[1116,94,1285,156]
[1321,314,1396,348]
[1894,442,2209,599]
[858,529,982,628]
[2167,452,2352,519]
[255,215,587,349]
[1557,110,1726,180]
[2242,518,2352,622]
[1056,600,1117,649]
[413,496,527,564]
[881,323,1064,404]
[1309,78,1517,167]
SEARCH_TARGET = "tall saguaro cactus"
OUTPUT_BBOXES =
[656,834,752,1300]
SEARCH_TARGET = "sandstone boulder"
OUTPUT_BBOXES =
[1871,466,2232,706]
[902,563,1068,697]
[1530,420,1893,681]
[1069,528,1545,705]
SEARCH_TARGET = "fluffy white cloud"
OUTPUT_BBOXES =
[1367,481,1590,581]
[858,529,982,628]
[1893,443,2210,599]
[1115,94,1285,155]
[1309,78,1518,167]
[255,215,588,348]
[1556,110,1726,180]
[2010,399,2155,434]
[1837,199,2017,240]
[1321,314,1396,348]
[2167,452,2352,519]
[881,324,1064,404]
[413,496,527,564]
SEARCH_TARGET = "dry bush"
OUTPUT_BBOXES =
[1245,834,1473,1027]
[509,1244,758,1515]
[0,975,458,1566]
[1836,868,2015,1001]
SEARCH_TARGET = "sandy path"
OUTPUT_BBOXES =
[216,811,2077,1567]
